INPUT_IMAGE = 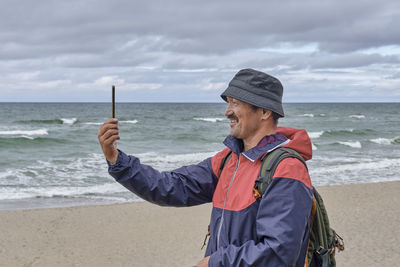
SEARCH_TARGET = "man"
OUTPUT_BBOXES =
[98,69,313,266]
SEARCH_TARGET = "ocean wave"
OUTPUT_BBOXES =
[0,183,127,201]
[0,129,48,136]
[311,155,369,164]
[0,136,66,147]
[61,118,77,124]
[323,129,374,137]
[138,151,218,171]
[139,151,217,161]
[308,129,373,139]
[0,152,139,202]
[311,143,318,151]
[349,114,365,119]
[336,141,362,148]
[119,120,138,124]
[310,158,400,185]
[194,117,226,123]
[0,153,110,186]
[309,131,324,139]
[16,118,78,125]
[83,122,103,125]
[16,119,64,124]
[370,137,400,145]
[298,114,314,118]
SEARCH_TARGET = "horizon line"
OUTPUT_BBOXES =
[1,101,399,104]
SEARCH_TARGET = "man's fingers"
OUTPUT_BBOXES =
[98,127,117,143]
[99,129,119,144]
[98,119,119,138]
[102,130,120,145]
[98,123,118,137]
[98,126,112,138]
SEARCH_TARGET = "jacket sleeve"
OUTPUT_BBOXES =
[108,150,218,207]
[209,159,313,266]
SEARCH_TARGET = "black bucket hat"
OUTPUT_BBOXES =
[221,68,284,117]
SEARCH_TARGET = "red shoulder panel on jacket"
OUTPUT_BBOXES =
[273,158,312,189]
[211,148,232,178]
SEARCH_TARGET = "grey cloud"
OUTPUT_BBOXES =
[1,0,400,102]
[384,72,400,79]
[3,0,400,60]
[310,53,399,69]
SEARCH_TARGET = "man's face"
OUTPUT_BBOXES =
[224,97,261,141]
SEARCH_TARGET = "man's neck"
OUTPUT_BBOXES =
[243,129,276,151]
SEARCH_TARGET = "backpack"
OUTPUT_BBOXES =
[217,147,344,267]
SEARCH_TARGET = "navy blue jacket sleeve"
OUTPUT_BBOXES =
[108,150,218,207]
[209,178,313,266]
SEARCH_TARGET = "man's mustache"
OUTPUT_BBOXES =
[227,114,238,121]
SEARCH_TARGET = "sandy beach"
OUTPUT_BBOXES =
[1,181,399,267]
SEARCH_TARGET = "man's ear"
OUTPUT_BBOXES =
[261,109,272,120]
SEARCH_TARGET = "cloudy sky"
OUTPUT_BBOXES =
[1,0,400,102]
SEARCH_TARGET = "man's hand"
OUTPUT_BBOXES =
[196,256,210,267]
[98,118,120,164]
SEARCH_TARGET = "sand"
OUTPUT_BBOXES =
[1,181,400,267]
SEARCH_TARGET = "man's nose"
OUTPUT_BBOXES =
[225,105,233,117]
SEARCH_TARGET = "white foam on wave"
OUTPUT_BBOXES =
[311,143,318,151]
[0,183,127,200]
[309,131,324,139]
[299,114,314,118]
[0,153,132,201]
[0,129,49,136]
[337,141,362,148]
[21,135,35,140]
[61,118,77,124]
[1,153,108,183]
[138,151,218,171]
[84,122,103,125]
[0,169,16,180]
[349,115,365,119]
[194,117,226,123]
[370,137,397,145]
[120,120,138,124]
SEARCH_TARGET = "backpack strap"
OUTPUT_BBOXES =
[304,195,318,267]
[253,147,307,198]
[218,150,232,177]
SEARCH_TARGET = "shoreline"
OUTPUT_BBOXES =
[0,196,143,211]
[1,180,400,266]
[1,179,399,212]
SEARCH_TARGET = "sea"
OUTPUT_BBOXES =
[0,102,399,210]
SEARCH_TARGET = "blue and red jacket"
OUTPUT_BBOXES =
[108,127,313,267]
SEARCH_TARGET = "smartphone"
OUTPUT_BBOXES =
[112,85,115,118]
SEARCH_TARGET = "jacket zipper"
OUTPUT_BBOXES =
[216,154,241,249]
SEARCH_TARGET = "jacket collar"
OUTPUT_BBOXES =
[223,133,289,162]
